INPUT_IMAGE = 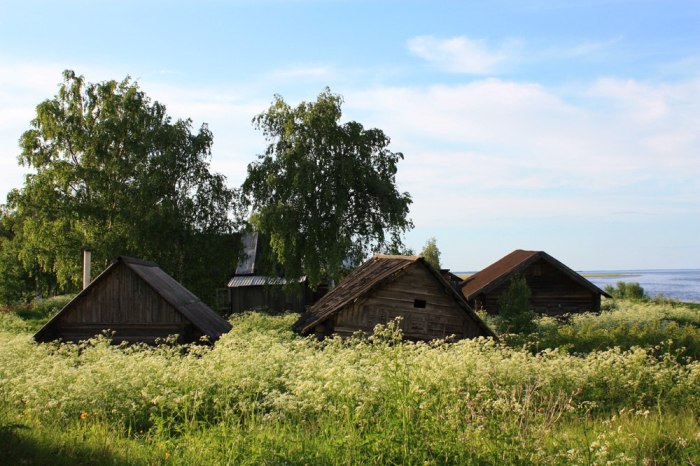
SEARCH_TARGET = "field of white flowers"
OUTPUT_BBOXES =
[1,300,699,465]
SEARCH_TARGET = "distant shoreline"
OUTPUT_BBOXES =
[455,272,642,280]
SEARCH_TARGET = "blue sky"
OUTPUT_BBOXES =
[1,0,698,270]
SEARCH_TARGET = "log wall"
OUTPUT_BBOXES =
[52,263,194,343]
[475,258,601,315]
[230,285,309,314]
[332,264,479,340]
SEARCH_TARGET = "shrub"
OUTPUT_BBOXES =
[605,281,647,301]
[495,276,536,334]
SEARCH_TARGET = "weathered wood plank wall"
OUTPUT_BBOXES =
[475,259,601,315]
[333,265,474,340]
[55,263,193,342]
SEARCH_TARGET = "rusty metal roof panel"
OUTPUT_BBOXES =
[461,250,611,300]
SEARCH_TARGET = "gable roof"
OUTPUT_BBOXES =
[461,249,611,300]
[34,256,232,341]
[293,254,496,337]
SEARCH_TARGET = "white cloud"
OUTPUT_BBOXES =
[407,35,512,74]
[347,76,700,229]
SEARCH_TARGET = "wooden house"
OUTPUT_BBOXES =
[293,255,496,341]
[461,250,611,315]
[221,232,323,314]
[34,256,232,344]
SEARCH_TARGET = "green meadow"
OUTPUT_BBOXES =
[1,299,699,465]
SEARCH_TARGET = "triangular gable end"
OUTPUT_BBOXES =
[34,257,231,343]
[294,255,496,340]
[462,250,610,300]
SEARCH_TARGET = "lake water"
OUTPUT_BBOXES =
[583,269,700,304]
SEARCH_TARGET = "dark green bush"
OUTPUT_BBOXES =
[495,276,536,334]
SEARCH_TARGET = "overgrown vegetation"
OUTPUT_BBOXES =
[0,295,71,334]
[1,301,699,464]
[503,299,700,359]
[495,276,536,334]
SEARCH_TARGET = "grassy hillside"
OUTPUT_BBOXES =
[0,301,698,465]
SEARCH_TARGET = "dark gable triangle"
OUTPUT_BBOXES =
[34,256,232,344]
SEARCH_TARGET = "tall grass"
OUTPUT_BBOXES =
[505,300,700,358]
[0,304,699,464]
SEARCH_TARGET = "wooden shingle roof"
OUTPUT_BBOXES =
[293,255,495,337]
[461,249,611,300]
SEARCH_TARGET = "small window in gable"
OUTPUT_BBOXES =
[413,299,427,308]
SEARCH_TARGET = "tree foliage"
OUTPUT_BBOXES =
[242,89,413,287]
[495,276,536,334]
[420,237,441,270]
[604,281,647,301]
[2,70,240,303]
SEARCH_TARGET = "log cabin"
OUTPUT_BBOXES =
[34,256,232,344]
[461,249,611,316]
[293,255,496,341]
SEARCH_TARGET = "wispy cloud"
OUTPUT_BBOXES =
[407,35,513,74]
[568,37,622,57]
[348,75,700,227]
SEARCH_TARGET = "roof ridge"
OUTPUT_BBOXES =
[373,254,420,261]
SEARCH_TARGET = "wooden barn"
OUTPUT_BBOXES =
[293,255,496,341]
[34,256,232,344]
[221,232,323,314]
[461,250,611,316]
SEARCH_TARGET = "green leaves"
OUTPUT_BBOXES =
[496,276,536,334]
[243,89,413,287]
[420,237,442,270]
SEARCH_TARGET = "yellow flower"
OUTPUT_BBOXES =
[79,412,88,420]
[165,452,171,460]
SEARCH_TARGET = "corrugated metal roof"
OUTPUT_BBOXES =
[461,249,611,300]
[227,275,305,287]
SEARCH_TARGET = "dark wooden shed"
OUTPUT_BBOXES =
[34,256,232,344]
[221,232,321,314]
[293,255,496,341]
[461,250,611,316]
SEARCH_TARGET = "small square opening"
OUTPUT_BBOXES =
[413,299,426,308]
